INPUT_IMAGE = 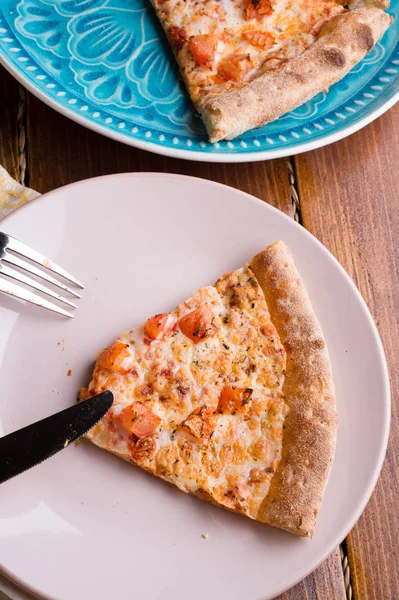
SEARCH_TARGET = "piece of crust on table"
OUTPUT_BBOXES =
[203,7,392,142]
[250,242,337,537]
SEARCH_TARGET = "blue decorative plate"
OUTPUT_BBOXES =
[0,0,398,161]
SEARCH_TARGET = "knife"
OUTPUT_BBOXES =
[0,391,113,484]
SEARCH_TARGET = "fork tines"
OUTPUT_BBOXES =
[0,231,84,318]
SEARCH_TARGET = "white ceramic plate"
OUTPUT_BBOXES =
[0,174,389,600]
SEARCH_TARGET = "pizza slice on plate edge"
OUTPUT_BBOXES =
[80,241,337,538]
[151,0,392,141]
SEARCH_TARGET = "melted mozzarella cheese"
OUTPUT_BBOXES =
[85,266,288,519]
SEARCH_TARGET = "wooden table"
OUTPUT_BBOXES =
[1,63,398,600]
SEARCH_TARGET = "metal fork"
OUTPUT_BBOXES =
[0,231,84,318]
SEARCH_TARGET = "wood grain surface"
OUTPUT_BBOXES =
[276,548,346,600]
[1,61,398,599]
[295,103,399,600]
[0,67,19,181]
[26,94,292,216]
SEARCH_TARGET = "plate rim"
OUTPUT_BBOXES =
[0,172,391,599]
[0,51,398,163]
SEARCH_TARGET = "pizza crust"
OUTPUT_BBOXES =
[251,242,337,537]
[202,7,392,142]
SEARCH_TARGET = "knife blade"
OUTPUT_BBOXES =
[0,391,113,484]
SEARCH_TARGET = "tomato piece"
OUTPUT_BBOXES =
[178,406,217,440]
[217,54,252,82]
[179,305,217,343]
[169,26,187,51]
[189,34,218,67]
[210,74,227,85]
[97,341,130,372]
[246,0,272,20]
[242,30,274,50]
[144,313,169,340]
[119,402,161,438]
[218,387,253,414]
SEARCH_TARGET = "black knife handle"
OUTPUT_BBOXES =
[0,391,113,484]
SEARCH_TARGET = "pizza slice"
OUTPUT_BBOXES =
[151,0,392,141]
[81,241,337,537]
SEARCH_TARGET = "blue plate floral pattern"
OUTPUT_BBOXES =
[0,0,398,159]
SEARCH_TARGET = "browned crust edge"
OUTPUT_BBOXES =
[202,7,392,142]
[250,241,337,537]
